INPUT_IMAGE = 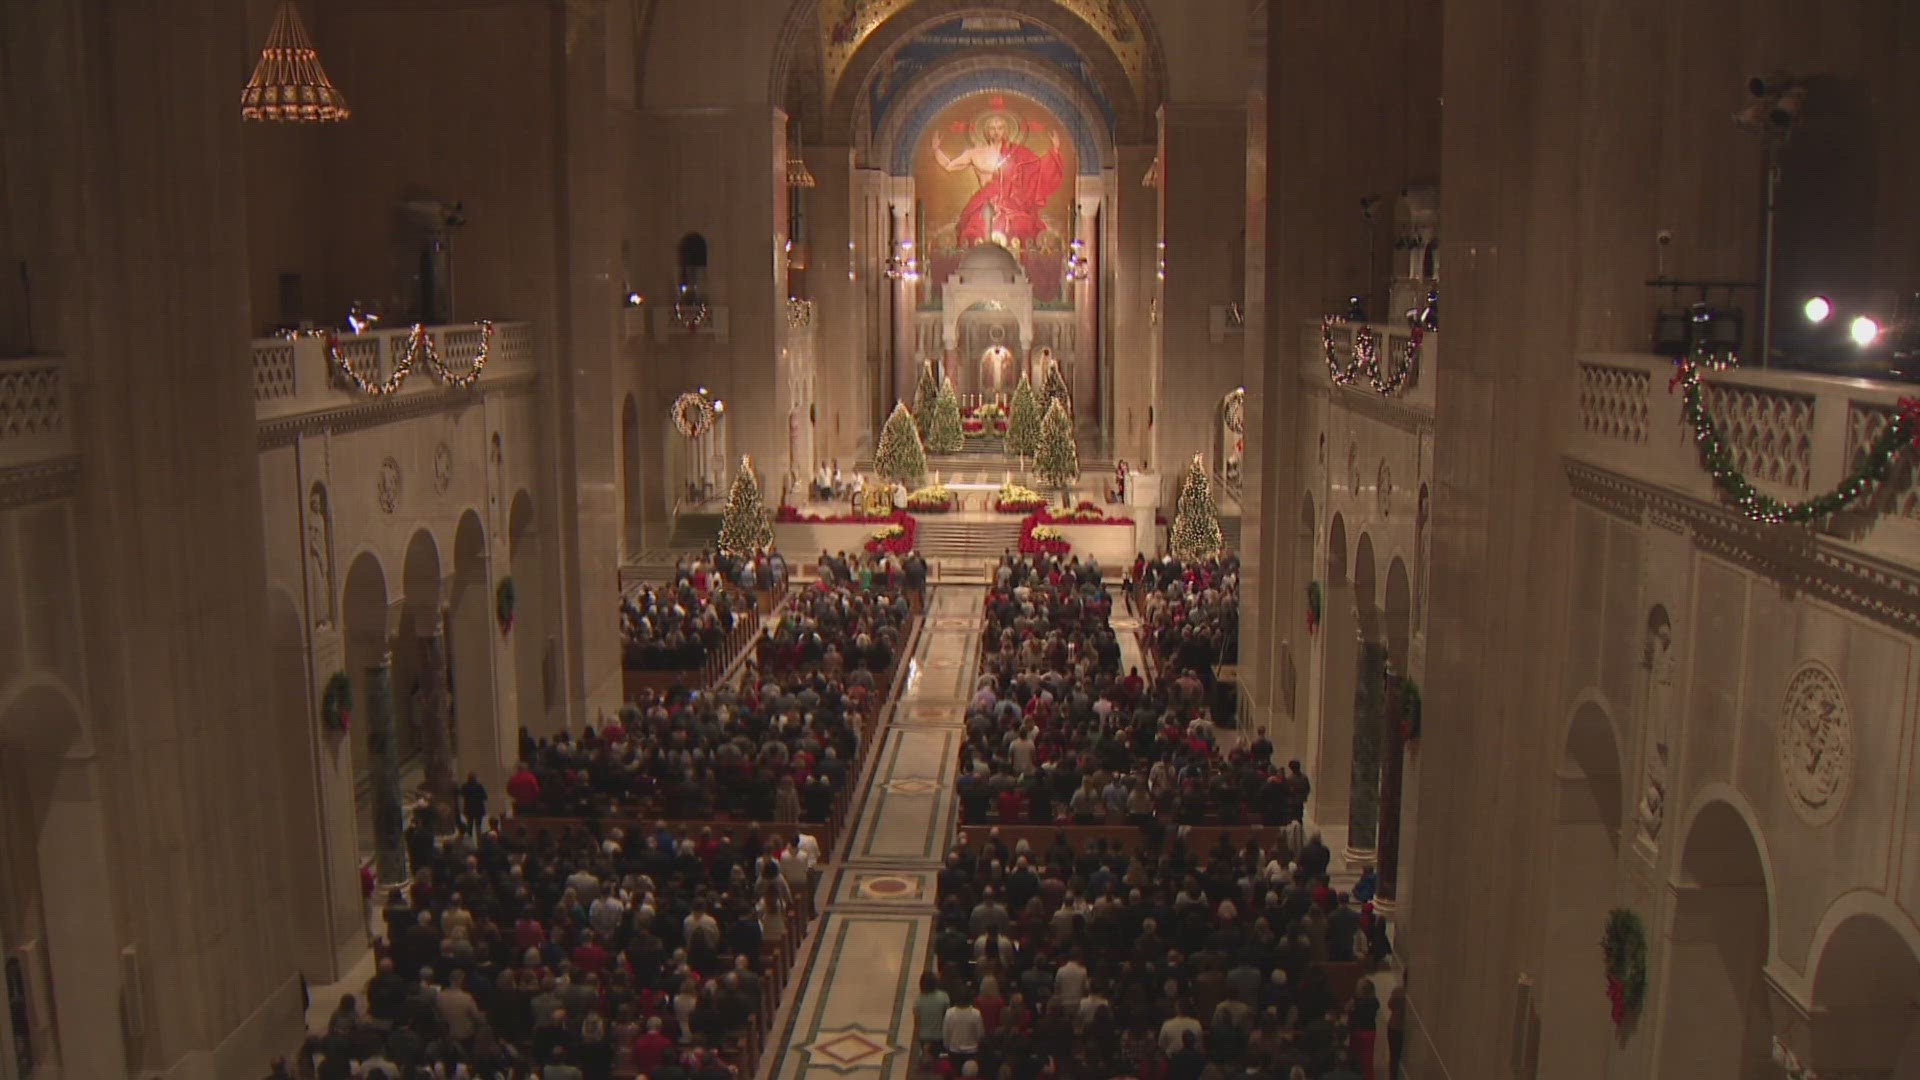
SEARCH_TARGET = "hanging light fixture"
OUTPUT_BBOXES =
[240,0,350,123]
[786,157,818,188]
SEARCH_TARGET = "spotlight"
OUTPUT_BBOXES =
[713,399,726,414]
[1770,86,1807,126]
[1850,315,1880,347]
[1346,295,1367,322]
[1802,296,1830,323]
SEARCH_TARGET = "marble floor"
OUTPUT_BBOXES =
[763,585,982,1080]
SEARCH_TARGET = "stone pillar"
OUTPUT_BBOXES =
[889,195,916,410]
[367,656,407,884]
[416,629,457,820]
[1313,580,1358,832]
[1346,641,1390,859]
[1073,193,1101,425]
[1377,670,1408,909]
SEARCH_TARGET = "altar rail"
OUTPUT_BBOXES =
[1568,354,1920,567]
[0,356,72,466]
[250,321,536,419]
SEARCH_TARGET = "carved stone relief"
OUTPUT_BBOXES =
[307,482,337,628]
[1777,659,1852,825]
[377,456,402,514]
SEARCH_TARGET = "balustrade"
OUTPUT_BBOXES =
[249,320,536,417]
[0,357,72,466]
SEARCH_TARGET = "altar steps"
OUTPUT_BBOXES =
[914,518,1024,566]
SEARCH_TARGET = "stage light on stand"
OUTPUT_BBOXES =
[1850,315,1880,347]
[1346,295,1367,322]
[1803,296,1831,323]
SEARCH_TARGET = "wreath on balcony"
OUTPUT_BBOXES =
[320,672,353,735]
[496,576,517,634]
[1601,908,1648,1025]
[1306,580,1323,633]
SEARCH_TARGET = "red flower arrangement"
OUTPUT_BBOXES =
[1019,513,1071,555]
[864,511,917,554]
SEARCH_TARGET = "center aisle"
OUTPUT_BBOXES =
[764,585,983,1080]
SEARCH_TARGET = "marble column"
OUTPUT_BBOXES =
[1074,193,1101,425]
[1313,582,1358,832]
[367,656,407,885]
[889,195,917,409]
[1346,641,1389,859]
[416,629,457,820]
[1376,670,1408,908]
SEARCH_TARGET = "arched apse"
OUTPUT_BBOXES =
[1383,556,1411,669]
[1808,905,1920,1076]
[877,63,1111,176]
[0,675,123,1079]
[394,529,444,779]
[1538,695,1625,1080]
[621,395,645,559]
[1657,797,1774,1079]
[449,511,502,799]
[1316,512,1359,832]
[341,550,389,854]
[507,491,548,735]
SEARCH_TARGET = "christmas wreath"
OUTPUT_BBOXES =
[1399,678,1423,741]
[671,391,716,438]
[320,672,353,735]
[496,576,517,634]
[1306,580,1323,633]
[1601,908,1648,1024]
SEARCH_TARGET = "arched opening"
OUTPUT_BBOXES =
[1316,512,1357,835]
[0,679,124,1078]
[1346,533,1386,857]
[508,491,549,737]
[341,552,392,865]
[621,394,644,559]
[1383,557,1411,671]
[397,529,450,812]
[1538,698,1624,1080]
[1809,911,1920,1076]
[1657,799,1773,1079]
[449,510,503,801]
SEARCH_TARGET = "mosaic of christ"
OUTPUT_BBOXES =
[915,91,1075,304]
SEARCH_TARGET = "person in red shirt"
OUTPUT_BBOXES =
[507,764,541,810]
[572,930,608,975]
[995,786,1024,823]
[632,1015,674,1074]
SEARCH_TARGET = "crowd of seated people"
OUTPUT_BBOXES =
[918,827,1399,1080]
[961,555,1300,831]
[504,674,866,828]
[1131,554,1240,674]
[756,552,919,675]
[620,582,753,674]
[306,807,824,1080]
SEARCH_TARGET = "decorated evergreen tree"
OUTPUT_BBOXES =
[1034,398,1080,501]
[1006,373,1042,458]
[911,361,940,433]
[875,401,928,484]
[1170,452,1224,559]
[926,377,965,454]
[718,455,774,554]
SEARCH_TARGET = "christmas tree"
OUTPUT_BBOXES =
[718,455,774,554]
[925,377,965,454]
[1034,398,1080,501]
[875,401,928,484]
[1170,452,1224,559]
[1006,373,1041,458]
[911,361,940,433]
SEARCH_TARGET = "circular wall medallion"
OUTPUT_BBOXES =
[433,443,454,494]
[1377,460,1394,518]
[1776,659,1852,825]
[377,456,403,514]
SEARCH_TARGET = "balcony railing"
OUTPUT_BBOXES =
[1569,353,1920,566]
[0,356,73,467]
[1301,319,1441,413]
[251,321,535,418]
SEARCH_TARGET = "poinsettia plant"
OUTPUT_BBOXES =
[864,511,917,554]
[995,481,1048,514]
[906,485,956,512]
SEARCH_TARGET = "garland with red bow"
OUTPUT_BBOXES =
[1306,580,1323,633]
[1601,908,1648,1025]
[320,671,353,735]
[1672,359,1920,524]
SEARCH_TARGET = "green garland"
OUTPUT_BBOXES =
[496,576,517,633]
[1601,908,1648,1023]
[1399,677,1423,740]
[320,671,353,734]
[1674,360,1920,524]
[1306,579,1323,632]
[1321,316,1424,395]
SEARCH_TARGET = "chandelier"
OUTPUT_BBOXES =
[240,0,350,122]
[1062,239,1089,283]
[884,240,920,282]
[672,284,710,332]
